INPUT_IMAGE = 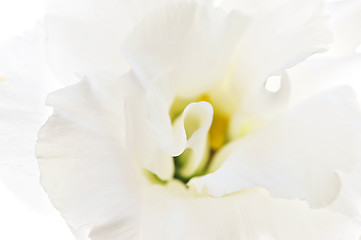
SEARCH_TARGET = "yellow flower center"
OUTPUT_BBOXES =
[198,94,229,151]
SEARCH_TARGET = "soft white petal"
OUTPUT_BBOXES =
[327,0,361,56]
[328,163,361,217]
[229,0,332,136]
[229,71,290,139]
[44,0,173,84]
[124,72,175,180]
[215,0,289,14]
[288,53,361,105]
[136,182,361,240]
[121,1,249,98]
[73,182,361,240]
[36,73,144,239]
[143,77,186,156]
[0,0,44,45]
[190,87,361,207]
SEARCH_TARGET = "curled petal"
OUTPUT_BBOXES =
[173,102,213,178]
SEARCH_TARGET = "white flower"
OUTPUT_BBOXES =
[1,0,361,239]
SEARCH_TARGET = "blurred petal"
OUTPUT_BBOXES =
[190,87,361,207]
[327,0,361,56]
[44,0,174,84]
[289,53,361,105]
[215,0,289,14]
[121,1,248,98]
[0,28,61,211]
[328,162,361,217]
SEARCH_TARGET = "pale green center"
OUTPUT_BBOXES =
[170,93,235,183]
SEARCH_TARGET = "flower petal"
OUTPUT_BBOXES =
[36,73,145,239]
[216,0,290,14]
[128,183,361,240]
[327,0,361,56]
[229,0,332,135]
[124,72,175,180]
[328,162,361,217]
[44,0,173,84]
[189,87,361,207]
[121,1,249,98]
[288,53,361,105]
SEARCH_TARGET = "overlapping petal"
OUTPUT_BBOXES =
[288,53,361,105]
[328,163,361,218]
[190,87,361,207]
[327,0,361,57]
[35,78,361,239]
[124,72,175,180]
[228,0,332,136]
[121,1,248,176]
